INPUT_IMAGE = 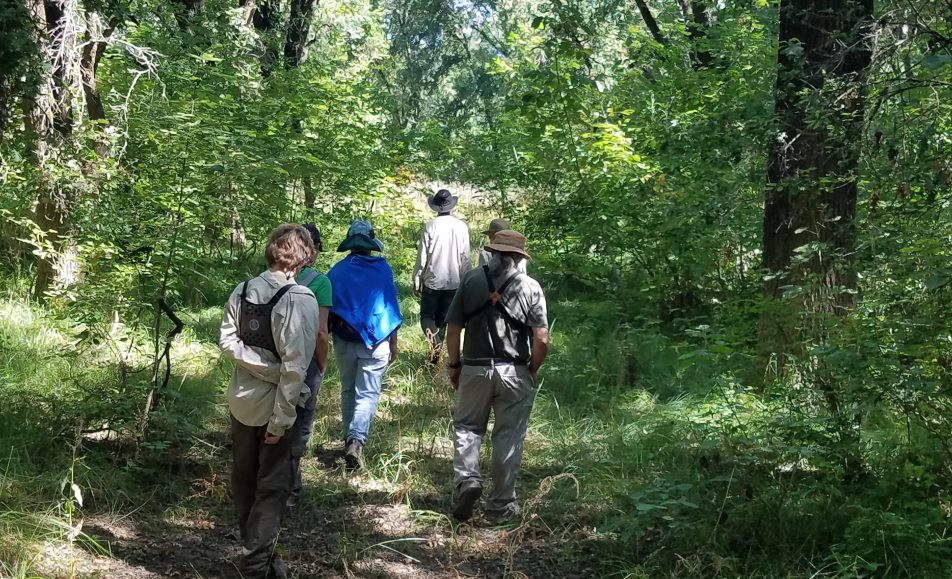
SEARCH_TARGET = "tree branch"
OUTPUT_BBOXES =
[634,0,667,45]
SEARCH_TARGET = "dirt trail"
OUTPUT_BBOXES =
[61,439,590,579]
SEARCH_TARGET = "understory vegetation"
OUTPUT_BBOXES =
[2,0,952,576]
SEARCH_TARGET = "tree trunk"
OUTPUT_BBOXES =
[759,1,874,469]
[633,0,666,46]
[303,176,315,210]
[80,13,116,124]
[244,0,281,77]
[25,0,77,300]
[171,0,202,29]
[284,0,316,68]
[763,0,874,306]
[687,1,712,68]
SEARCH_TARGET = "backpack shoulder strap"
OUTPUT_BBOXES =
[240,280,249,301]
[462,268,521,325]
[297,269,319,288]
[267,283,295,306]
[496,272,522,296]
[482,265,495,292]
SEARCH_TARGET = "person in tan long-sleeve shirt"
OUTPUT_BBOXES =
[219,224,318,579]
[413,189,471,363]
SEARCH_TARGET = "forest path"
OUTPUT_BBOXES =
[57,328,592,579]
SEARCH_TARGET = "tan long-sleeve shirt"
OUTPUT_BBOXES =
[219,270,318,437]
[413,214,471,291]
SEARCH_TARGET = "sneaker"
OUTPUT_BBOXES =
[452,480,483,522]
[344,439,363,470]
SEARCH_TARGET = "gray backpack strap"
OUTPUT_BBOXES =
[297,269,320,288]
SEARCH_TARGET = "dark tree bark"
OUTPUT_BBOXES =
[687,1,712,67]
[284,0,316,68]
[633,0,667,46]
[761,0,875,420]
[171,0,202,28]
[243,0,281,76]
[675,0,714,68]
[80,14,117,124]
[763,0,874,309]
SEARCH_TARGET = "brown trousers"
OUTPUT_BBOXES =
[231,412,301,578]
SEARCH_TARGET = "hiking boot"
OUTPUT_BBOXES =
[452,480,483,522]
[268,554,288,579]
[344,439,363,470]
[484,503,520,525]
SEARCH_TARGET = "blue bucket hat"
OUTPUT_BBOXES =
[337,220,384,252]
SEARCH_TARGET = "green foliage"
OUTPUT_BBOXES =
[1,0,952,576]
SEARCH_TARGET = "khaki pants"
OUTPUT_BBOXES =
[452,363,536,515]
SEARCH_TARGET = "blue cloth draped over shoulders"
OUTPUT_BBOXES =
[327,254,403,348]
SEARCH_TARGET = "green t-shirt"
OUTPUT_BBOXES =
[297,266,333,307]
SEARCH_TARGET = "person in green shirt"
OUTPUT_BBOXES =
[289,223,333,505]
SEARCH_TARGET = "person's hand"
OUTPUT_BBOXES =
[264,432,282,445]
[390,345,398,363]
[449,366,461,390]
[413,287,420,298]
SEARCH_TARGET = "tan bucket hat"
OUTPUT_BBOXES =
[482,218,511,237]
[484,229,531,260]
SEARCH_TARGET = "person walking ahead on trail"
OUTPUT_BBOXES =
[219,224,318,579]
[444,229,550,523]
[413,189,471,363]
[327,220,403,469]
[288,223,333,506]
[477,217,526,273]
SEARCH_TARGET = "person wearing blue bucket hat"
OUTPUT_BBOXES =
[336,219,385,253]
[326,220,402,468]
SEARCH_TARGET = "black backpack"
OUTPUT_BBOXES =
[238,281,295,359]
[463,266,529,362]
[463,266,525,326]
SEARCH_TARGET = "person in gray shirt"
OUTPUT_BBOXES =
[477,218,525,274]
[413,189,471,363]
[444,229,550,522]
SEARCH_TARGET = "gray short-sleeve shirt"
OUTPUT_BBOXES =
[446,266,547,362]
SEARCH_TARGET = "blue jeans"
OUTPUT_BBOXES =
[334,336,390,445]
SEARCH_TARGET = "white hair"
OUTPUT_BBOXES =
[488,251,520,277]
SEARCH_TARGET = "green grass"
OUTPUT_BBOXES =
[2,209,952,577]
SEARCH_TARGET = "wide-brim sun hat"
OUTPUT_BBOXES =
[337,220,384,252]
[484,229,531,260]
[482,217,511,236]
[427,189,458,213]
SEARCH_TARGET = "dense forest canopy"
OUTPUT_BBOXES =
[1,0,952,576]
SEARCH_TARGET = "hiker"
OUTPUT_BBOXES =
[412,188,471,363]
[444,229,549,522]
[289,223,333,506]
[219,224,318,579]
[326,220,402,468]
[478,218,526,273]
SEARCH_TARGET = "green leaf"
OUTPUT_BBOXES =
[923,54,952,70]
[925,274,951,291]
